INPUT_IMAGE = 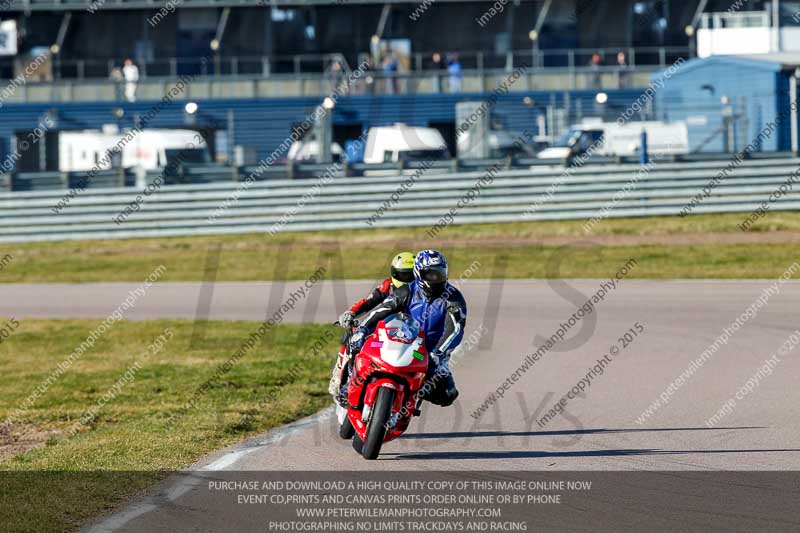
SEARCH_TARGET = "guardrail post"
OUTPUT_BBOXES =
[568,51,576,89]
[134,167,146,189]
[791,71,799,155]
[639,130,650,166]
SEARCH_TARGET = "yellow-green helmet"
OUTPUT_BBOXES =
[390,252,415,288]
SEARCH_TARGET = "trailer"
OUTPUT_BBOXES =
[57,128,210,172]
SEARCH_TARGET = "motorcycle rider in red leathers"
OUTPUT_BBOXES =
[350,249,464,407]
[329,252,415,404]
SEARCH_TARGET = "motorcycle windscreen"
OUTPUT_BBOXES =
[377,314,425,367]
[383,314,420,343]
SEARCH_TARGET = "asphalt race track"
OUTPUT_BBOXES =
[5,279,800,531]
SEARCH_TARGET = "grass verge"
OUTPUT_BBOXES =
[0,318,337,532]
[1,213,799,282]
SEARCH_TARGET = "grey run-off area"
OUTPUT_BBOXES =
[4,279,799,472]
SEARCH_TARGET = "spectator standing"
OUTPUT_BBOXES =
[431,52,446,93]
[328,59,344,94]
[382,51,397,94]
[447,54,462,93]
[110,67,124,101]
[122,58,139,102]
[616,51,629,88]
[589,52,603,89]
[364,58,376,95]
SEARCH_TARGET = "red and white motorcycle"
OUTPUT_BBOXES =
[333,313,429,460]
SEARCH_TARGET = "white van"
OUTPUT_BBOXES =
[58,129,209,172]
[537,120,689,160]
[363,124,449,164]
[287,139,345,163]
[58,131,117,172]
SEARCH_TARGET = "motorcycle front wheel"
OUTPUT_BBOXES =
[361,387,395,460]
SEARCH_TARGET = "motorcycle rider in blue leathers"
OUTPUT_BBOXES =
[349,250,466,406]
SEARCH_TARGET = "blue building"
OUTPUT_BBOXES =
[653,54,799,153]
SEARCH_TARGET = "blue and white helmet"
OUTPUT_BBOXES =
[414,250,448,296]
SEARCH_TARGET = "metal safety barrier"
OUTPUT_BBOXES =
[0,158,799,243]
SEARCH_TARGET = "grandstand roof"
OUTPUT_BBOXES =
[651,54,791,84]
[736,52,800,69]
